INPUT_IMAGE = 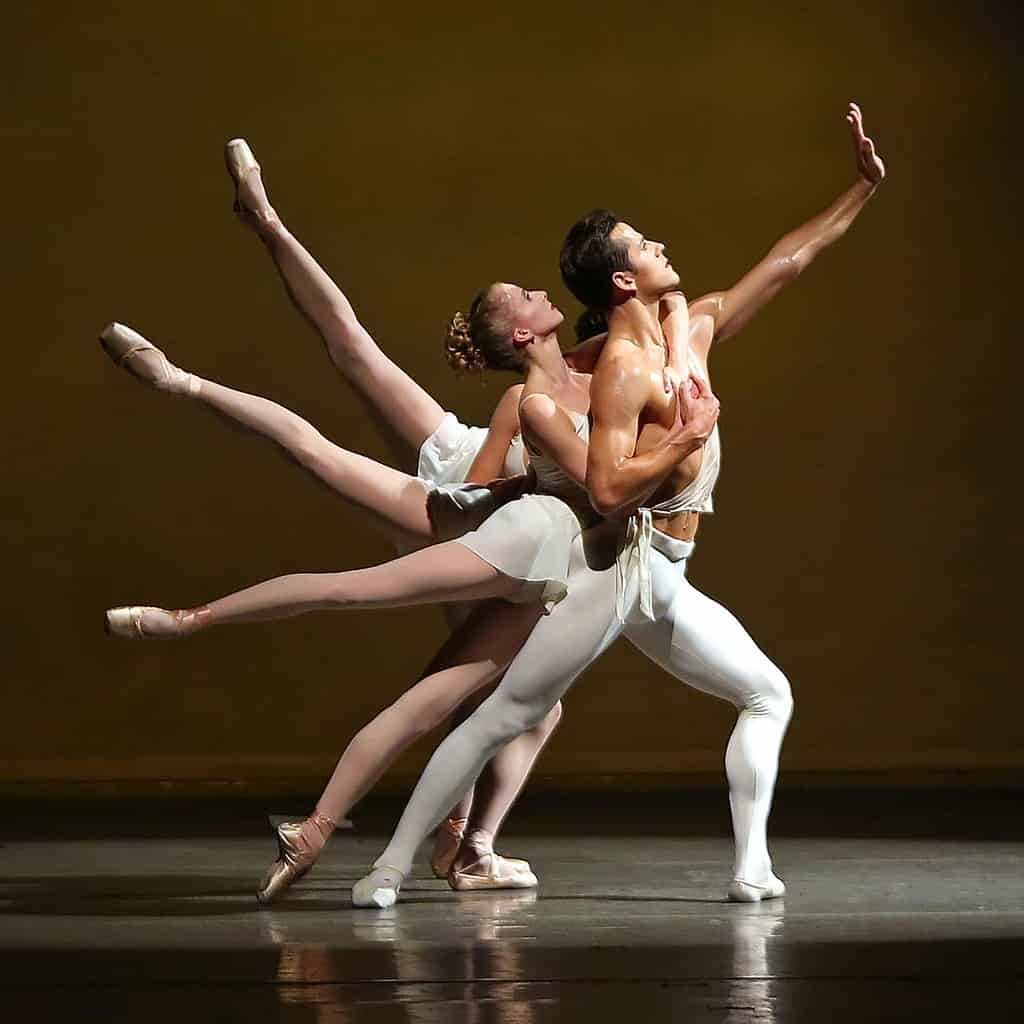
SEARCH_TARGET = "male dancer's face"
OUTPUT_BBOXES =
[609,222,680,302]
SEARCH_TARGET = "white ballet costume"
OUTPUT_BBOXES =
[357,383,793,906]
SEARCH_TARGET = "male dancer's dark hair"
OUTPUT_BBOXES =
[559,208,632,310]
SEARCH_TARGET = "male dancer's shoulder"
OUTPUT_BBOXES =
[590,338,653,416]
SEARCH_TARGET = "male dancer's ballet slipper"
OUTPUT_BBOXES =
[256,817,332,904]
[727,873,786,903]
[351,864,405,908]
[105,606,211,638]
[224,138,275,227]
[429,816,468,879]
[99,322,198,396]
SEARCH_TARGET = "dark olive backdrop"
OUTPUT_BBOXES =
[4,2,1021,793]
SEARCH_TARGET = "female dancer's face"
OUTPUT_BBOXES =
[494,282,565,341]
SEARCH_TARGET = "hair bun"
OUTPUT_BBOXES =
[444,310,486,374]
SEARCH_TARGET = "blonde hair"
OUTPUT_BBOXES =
[444,283,527,377]
[444,310,487,374]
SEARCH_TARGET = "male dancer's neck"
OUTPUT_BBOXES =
[608,296,665,351]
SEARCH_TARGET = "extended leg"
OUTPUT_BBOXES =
[106,542,523,637]
[226,140,445,468]
[99,323,434,544]
[625,568,793,899]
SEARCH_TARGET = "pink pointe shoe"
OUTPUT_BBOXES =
[224,138,277,230]
[99,322,198,397]
[256,812,335,904]
[448,828,538,892]
[430,816,468,879]
[105,606,211,638]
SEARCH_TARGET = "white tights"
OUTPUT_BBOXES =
[373,528,793,885]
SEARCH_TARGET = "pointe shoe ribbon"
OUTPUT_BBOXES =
[430,816,468,879]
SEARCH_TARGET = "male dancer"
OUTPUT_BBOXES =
[352,102,884,906]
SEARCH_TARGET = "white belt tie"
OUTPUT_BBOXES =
[616,508,656,622]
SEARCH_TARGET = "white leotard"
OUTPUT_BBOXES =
[455,397,592,610]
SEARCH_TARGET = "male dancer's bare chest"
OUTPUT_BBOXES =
[634,353,709,539]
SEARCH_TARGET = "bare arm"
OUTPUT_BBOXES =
[519,395,590,488]
[465,384,525,484]
[659,292,690,389]
[586,353,718,517]
[689,102,885,349]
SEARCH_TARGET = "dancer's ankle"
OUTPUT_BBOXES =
[462,826,495,853]
[297,809,335,857]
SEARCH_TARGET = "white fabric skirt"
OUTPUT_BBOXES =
[417,412,488,486]
[455,493,588,612]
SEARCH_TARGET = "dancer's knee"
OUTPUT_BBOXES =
[743,664,793,724]
[540,700,563,737]
[291,427,333,473]
[474,696,550,751]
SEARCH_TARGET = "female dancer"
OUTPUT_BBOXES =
[100,142,702,900]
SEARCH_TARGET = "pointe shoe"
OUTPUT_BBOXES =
[105,605,210,638]
[430,816,467,879]
[727,873,786,903]
[256,821,322,904]
[449,849,538,892]
[224,138,276,229]
[351,864,405,908]
[99,322,198,396]
[448,829,538,892]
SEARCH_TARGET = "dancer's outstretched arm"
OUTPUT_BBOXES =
[226,141,445,467]
[688,102,885,353]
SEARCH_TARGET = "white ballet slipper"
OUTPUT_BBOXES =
[727,873,786,903]
[351,864,405,908]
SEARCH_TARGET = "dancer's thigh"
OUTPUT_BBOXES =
[304,440,433,543]
[624,556,786,708]
[473,533,622,724]
[339,542,519,607]
[388,600,544,729]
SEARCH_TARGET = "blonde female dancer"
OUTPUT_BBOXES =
[101,142,708,900]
